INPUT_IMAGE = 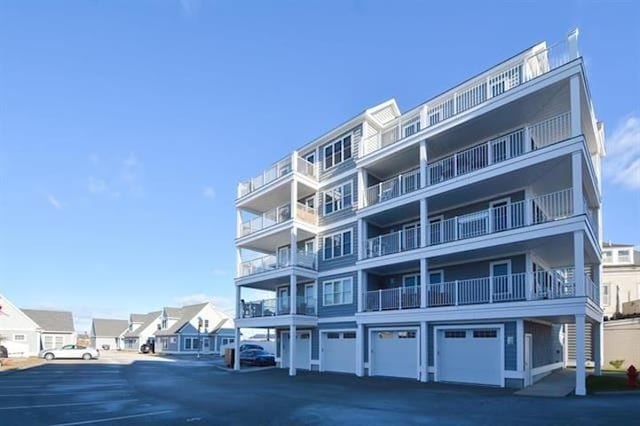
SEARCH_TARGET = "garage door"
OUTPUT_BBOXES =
[322,331,356,374]
[437,328,502,386]
[281,331,311,370]
[371,329,418,379]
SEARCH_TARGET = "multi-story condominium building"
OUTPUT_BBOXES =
[601,242,640,318]
[233,29,604,396]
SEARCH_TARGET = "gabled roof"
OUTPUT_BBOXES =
[22,309,75,333]
[155,303,208,336]
[123,311,161,338]
[130,313,146,323]
[92,318,128,337]
[164,307,183,318]
[602,242,635,248]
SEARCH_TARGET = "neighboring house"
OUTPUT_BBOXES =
[233,29,605,396]
[91,318,128,350]
[0,293,41,357]
[123,311,161,351]
[602,317,640,371]
[601,242,640,318]
[22,308,76,352]
[154,302,235,355]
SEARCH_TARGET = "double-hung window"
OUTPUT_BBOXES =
[323,278,353,306]
[324,134,352,169]
[323,229,352,260]
[323,182,352,215]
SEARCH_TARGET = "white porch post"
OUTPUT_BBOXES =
[574,231,585,297]
[570,75,581,138]
[236,208,243,238]
[516,320,524,373]
[233,327,241,371]
[525,253,533,300]
[289,324,297,376]
[593,320,602,376]
[419,140,428,187]
[291,180,298,221]
[357,269,365,312]
[572,151,584,216]
[236,285,242,319]
[358,219,365,261]
[356,323,364,377]
[420,198,428,247]
[575,314,586,396]
[358,168,366,208]
[290,274,297,315]
[420,321,428,382]
[420,258,428,308]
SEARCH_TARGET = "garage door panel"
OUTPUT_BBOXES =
[372,330,418,379]
[282,332,311,370]
[322,331,356,374]
[437,328,502,386]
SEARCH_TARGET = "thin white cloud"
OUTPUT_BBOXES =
[87,176,120,198]
[202,186,216,199]
[47,194,63,209]
[86,152,143,197]
[179,0,201,17]
[604,115,640,189]
[173,293,234,311]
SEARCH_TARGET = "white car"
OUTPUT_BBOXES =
[39,345,100,361]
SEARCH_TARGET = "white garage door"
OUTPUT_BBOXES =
[322,331,356,374]
[371,329,418,379]
[281,331,311,370]
[437,328,502,386]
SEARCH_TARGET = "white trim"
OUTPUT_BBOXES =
[368,326,421,380]
[318,265,358,278]
[322,277,354,306]
[322,180,354,217]
[322,228,354,261]
[433,323,505,388]
[319,328,357,373]
[516,319,524,373]
[531,361,563,377]
[317,316,356,324]
[524,333,533,386]
[323,132,354,171]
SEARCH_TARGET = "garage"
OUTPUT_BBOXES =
[371,329,418,379]
[321,331,356,373]
[281,331,311,370]
[436,327,503,386]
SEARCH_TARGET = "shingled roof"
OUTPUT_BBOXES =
[22,309,75,333]
[155,303,233,336]
[92,318,128,337]
[124,311,161,338]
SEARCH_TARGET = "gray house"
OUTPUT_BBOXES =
[21,309,76,351]
[123,311,161,351]
[91,318,128,350]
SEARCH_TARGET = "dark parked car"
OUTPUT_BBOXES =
[239,349,275,366]
[239,344,263,352]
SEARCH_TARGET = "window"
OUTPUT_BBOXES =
[378,332,393,339]
[603,251,613,263]
[170,337,177,344]
[618,250,631,262]
[403,117,421,137]
[323,278,353,306]
[473,330,498,338]
[327,333,340,339]
[323,182,352,215]
[444,330,466,338]
[324,134,352,169]
[343,332,356,339]
[398,331,416,339]
[193,338,200,349]
[13,334,25,341]
[204,319,209,329]
[323,229,353,260]
[221,338,228,346]
[55,336,64,348]
[161,319,167,329]
[162,338,168,350]
[602,283,610,306]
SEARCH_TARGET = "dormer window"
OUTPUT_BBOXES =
[603,251,613,263]
[161,319,167,329]
[618,250,631,263]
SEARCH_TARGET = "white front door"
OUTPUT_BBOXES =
[371,329,419,379]
[322,331,356,374]
[437,328,502,386]
[281,331,311,370]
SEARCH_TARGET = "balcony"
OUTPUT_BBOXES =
[363,268,594,312]
[237,154,316,198]
[361,38,575,157]
[239,203,318,237]
[365,188,575,260]
[237,250,317,278]
[365,168,421,207]
[240,296,317,318]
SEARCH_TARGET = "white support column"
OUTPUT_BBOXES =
[356,323,364,377]
[574,231,585,297]
[525,253,533,300]
[290,226,298,267]
[570,75,582,138]
[568,28,580,60]
[236,285,242,319]
[236,247,242,278]
[575,314,586,396]
[233,327,241,371]
[291,150,298,173]
[420,258,428,308]
[357,168,366,208]
[593,321,602,376]
[358,219,365,261]
[357,269,365,312]
[290,273,297,315]
[419,140,428,188]
[315,146,321,179]
[236,208,243,238]
[289,324,297,376]
[516,320,524,373]
[572,151,584,216]
[291,180,299,221]
[420,321,428,382]
[420,198,427,248]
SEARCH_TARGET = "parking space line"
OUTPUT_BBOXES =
[49,410,173,426]
[0,399,138,410]
[0,389,134,397]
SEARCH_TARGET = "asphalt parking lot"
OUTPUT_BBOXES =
[0,352,637,425]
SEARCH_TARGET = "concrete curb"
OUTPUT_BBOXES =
[592,390,640,395]
[0,361,45,375]
[213,365,276,374]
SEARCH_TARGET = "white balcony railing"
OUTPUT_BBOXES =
[239,204,318,237]
[585,274,599,305]
[296,202,318,225]
[241,296,317,318]
[365,168,421,207]
[361,37,576,157]
[363,268,582,311]
[366,226,421,259]
[237,250,317,278]
[237,154,316,198]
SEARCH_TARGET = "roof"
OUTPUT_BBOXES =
[123,311,161,337]
[130,313,146,323]
[21,309,75,333]
[154,303,233,337]
[602,242,635,248]
[164,307,183,318]
[92,318,128,337]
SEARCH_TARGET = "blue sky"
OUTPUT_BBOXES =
[1,1,638,332]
